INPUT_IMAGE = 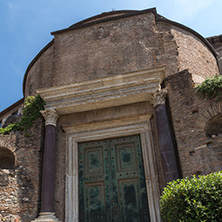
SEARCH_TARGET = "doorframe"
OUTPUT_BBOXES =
[63,115,160,222]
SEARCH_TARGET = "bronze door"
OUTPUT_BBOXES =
[78,135,150,222]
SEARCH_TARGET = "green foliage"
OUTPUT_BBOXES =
[196,75,222,100]
[160,172,222,222]
[0,95,45,135]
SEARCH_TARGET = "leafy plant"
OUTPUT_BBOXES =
[0,95,45,135]
[196,75,222,100]
[160,171,222,222]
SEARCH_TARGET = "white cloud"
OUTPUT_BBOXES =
[172,0,215,21]
[125,0,155,9]
[10,60,23,77]
[6,1,21,30]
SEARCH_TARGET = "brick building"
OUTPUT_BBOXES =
[0,8,222,222]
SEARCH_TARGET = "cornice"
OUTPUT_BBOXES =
[52,8,156,35]
[37,66,165,115]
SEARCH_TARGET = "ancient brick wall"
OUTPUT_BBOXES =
[24,12,219,99]
[48,13,159,86]
[154,21,180,76]
[0,118,44,222]
[171,27,218,78]
[165,70,222,177]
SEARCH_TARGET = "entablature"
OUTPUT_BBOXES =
[37,66,165,115]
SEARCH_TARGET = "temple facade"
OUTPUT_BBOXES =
[0,8,222,222]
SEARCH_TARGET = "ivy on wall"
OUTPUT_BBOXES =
[196,75,222,100]
[0,95,45,135]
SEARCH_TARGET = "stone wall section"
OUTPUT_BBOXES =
[52,13,158,86]
[0,118,44,222]
[24,44,54,97]
[171,27,219,79]
[155,22,180,77]
[165,70,222,177]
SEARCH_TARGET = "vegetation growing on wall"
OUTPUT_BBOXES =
[160,171,222,222]
[0,95,45,135]
[196,75,222,100]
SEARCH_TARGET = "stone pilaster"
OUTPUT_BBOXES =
[151,89,179,185]
[32,109,60,222]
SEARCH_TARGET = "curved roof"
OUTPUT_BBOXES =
[22,8,218,95]
[51,8,156,35]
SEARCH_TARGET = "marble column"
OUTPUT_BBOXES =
[151,89,179,185]
[32,109,60,222]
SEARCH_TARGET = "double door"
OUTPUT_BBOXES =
[78,135,150,222]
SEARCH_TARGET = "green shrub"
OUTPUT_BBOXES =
[160,171,222,222]
[0,95,45,135]
[196,75,222,100]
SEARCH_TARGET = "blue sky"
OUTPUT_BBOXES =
[1,0,222,112]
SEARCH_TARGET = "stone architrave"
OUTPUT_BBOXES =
[32,109,60,222]
[37,67,165,115]
[151,89,179,185]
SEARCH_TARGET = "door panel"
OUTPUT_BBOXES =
[85,182,105,222]
[116,144,136,171]
[79,135,150,222]
[85,147,104,175]
[79,141,109,222]
[110,136,150,222]
[118,178,140,222]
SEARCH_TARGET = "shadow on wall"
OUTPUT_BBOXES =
[205,114,222,162]
[206,113,222,137]
[0,147,15,170]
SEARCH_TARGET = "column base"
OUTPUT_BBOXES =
[31,212,60,222]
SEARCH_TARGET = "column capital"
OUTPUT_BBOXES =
[40,109,59,127]
[150,89,167,107]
